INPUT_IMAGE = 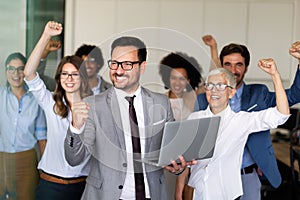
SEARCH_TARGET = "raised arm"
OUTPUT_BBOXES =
[289,41,300,67]
[258,58,289,115]
[24,21,62,81]
[41,39,61,59]
[37,39,61,77]
[202,35,221,69]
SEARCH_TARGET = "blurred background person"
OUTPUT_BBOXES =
[159,51,203,121]
[75,44,111,94]
[37,39,61,91]
[0,52,47,200]
[159,51,203,199]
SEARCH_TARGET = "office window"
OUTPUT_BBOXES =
[0,0,64,198]
[27,0,65,77]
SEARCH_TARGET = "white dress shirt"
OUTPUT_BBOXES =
[188,105,289,200]
[114,87,151,199]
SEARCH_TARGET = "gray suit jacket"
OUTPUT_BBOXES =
[65,86,174,200]
[99,77,112,93]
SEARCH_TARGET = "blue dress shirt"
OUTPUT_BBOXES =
[230,84,256,168]
[0,86,47,153]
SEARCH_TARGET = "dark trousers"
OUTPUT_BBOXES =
[36,179,85,200]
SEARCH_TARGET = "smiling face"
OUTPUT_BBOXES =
[60,63,81,94]
[6,58,25,89]
[169,68,189,98]
[222,53,247,89]
[82,55,100,78]
[205,73,236,114]
[109,46,145,94]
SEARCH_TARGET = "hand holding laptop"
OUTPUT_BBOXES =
[135,116,220,167]
[164,155,197,175]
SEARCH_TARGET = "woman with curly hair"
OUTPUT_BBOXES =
[159,52,203,199]
[24,21,92,200]
[159,52,203,121]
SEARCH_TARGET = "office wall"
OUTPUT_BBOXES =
[0,1,26,85]
[65,0,300,92]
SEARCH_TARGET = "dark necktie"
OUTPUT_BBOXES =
[125,95,146,199]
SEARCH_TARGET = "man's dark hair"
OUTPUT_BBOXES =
[75,44,104,69]
[220,43,250,67]
[111,36,147,62]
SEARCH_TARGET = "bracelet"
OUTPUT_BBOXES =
[174,167,186,176]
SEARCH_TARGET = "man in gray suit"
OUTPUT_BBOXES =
[65,36,192,199]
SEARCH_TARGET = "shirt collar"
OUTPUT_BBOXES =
[207,104,229,117]
[114,86,142,100]
[7,84,31,96]
[96,75,102,88]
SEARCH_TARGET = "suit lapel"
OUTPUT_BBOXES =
[100,77,112,92]
[103,88,127,152]
[141,88,153,154]
[241,84,251,111]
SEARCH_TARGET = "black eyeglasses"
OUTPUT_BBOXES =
[107,60,141,71]
[204,83,233,91]
[6,65,25,74]
[60,72,80,80]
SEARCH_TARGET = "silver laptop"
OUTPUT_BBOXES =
[136,116,220,167]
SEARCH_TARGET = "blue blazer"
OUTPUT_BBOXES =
[195,68,300,188]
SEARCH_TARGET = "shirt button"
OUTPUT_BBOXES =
[118,185,123,189]
[122,163,127,167]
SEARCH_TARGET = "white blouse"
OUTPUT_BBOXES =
[188,105,289,200]
[25,73,90,178]
[170,98,192,121]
